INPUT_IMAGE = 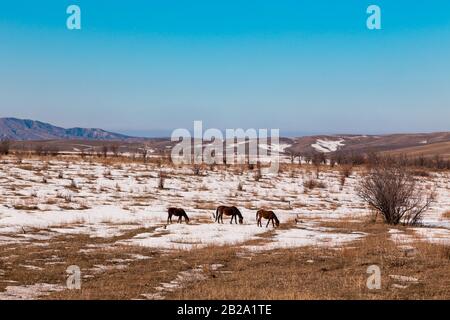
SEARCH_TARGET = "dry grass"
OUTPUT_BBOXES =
[0,219,445,300]
[166,228,449,300]
[303,179,326,190]
[443,211,450,219]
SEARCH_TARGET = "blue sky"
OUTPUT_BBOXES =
[0,1,449,136]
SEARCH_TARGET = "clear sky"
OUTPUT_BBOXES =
[0,1,449,136]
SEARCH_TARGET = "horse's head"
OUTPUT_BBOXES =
[233,207,244,224]
[274,214,280,227]
[182,211,190,224]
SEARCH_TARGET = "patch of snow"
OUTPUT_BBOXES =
[413,227,450,245]
[119,223,268,250]
[245,225,365,251]
[311,139,345,153]
[0,283,65,300]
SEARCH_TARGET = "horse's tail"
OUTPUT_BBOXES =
[214,207,220,219]
[256,210,259,221]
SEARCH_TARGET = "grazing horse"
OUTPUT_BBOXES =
[214,206,243,224]
[256,209,280,228]
[167,207,190,224]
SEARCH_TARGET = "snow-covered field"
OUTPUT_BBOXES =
[0,156,449,299]
[0,157,449,249]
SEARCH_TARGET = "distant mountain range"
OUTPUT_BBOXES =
[1,117,449,159]
[0,118,131,141]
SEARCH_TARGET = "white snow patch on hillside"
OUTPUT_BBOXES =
[311,139,345,153]
[118,223,268,250]
[245,223,366,251]
[258,143,291,153]
[0,283,64,300]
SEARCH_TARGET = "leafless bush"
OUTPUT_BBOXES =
[358,161,434,225]
[141,147,149,163]
[158,171,166,189]
[48,146,59,157]
[0,139,11,155]
[193,165,201,176]
[303,179,326,190]
[34,144,45,156]
[110,143,120,157]
[102,145,109,158]
[339,165,353,186]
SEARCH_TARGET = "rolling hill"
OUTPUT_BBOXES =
[0,118,131,141]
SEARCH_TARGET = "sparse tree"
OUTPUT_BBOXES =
[141,147,149,163]
[48,146,59,157]
[110,143,120,157]
[34,144,44,156]
[0,139,11,155]
[158,171,166,189]
[193,164,201,176]
[358,160,434,225]
[101,145,109,158]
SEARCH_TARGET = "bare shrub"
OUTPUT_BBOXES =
[339,165,353,187]
[0,139,11,155]
[358,161,434,225]
[141,147,149,163]
[48,146,59,157]
[412,169,430,177]
[254,165,262,181]
[34,144,45,156]
[193,165,201,176]
[158,171,166,189]
[444,211,450,219]
[110,143,120,157]
[102,145,109,158]
[303,179,326,190]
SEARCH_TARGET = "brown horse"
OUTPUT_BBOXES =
[214,206,243,224]
[167,207,190,224]
[256,209,280,228]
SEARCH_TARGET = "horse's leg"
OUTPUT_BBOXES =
[168,214,171,224]
[230,214,233,224]
[272,218,275,227]
[266,219,270,228]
